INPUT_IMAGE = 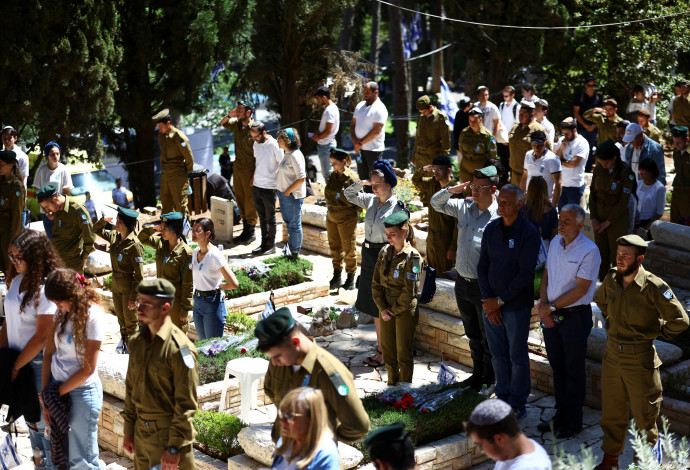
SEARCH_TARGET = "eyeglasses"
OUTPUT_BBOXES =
[470,184,492,191]
[586,83,596,88]
[8,253,23,264]
[431,168,445,174]
[135,300,161,310]
[191,227,205,234]
[277,409,304,422]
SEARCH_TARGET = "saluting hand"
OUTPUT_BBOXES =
[447,181,471,194]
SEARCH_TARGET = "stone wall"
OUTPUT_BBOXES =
[414,433,488,470]
[224,280,329,315]
[643,221,690,289]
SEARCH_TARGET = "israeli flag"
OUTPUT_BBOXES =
[439,77,459,130]
[652,435,663,464]
[260,293,276,320]
[437,363,457,385]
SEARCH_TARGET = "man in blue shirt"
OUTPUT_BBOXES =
[477,184,540,418]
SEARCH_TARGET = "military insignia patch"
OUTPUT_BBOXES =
[663,289,673,300]
[407,272,418,281]
[180,345,195,368]
[338,384,349,396]
[181,141,187,147]
[135,257,144,263]
[329,371,348,396]
[629,174,634,180]
[412,266,419,273]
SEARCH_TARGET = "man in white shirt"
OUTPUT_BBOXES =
[498,87,520,165]
[312,86,340,177]
[536,205,600,438]
[520,131,561,207]
[475,86,500,135]
[554,118,589,211]
[614,120,630,154]
[250,122,283,255]
[534,100,555,144]
[465,399,552,470]
[350,82,388,187]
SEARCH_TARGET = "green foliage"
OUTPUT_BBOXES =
[225,311,258,335]
[195,337,267,385]
[103,274,113,290]
[227,256,314,299]
[141,245,156,265]
[394,179,419,205]
[193,411,246,459]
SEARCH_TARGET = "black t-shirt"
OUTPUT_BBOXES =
[452,109,471,150]
[206,173,234,206]
[219,153,233,180]
[573,90,603,129]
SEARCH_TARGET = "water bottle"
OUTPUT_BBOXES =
[355,153,362,164]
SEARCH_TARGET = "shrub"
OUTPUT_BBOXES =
[193,411,246,460]
[195,337,268,385]
[226,256,314,299]
[225,311,258,334]
[142,245,156,264]
[103,273,112,290]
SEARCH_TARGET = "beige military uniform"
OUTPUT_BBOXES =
[508,121,547,178]
[264,341,370,443]
[643,123,662,144]
[458,126,497,184]
[325,168,359,274]
[223,118,257,225]
[671,147,690,223]
[0,176,25,273]
[412,109,451,204]
[421,176,458,273]
[594,266,689,456]
[582,109,623,145]
[52,196,95,275]
[159,125,194,217]
[122,320,199,470]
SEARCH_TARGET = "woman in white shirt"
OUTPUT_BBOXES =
[0,230,63,468]
[42,268,105,470]
[191,218,239,340]
[635,158,666,236]
[276,128,307,259]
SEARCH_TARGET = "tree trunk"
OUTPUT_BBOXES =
[369,0,381,80]
[127,122,157,209]
[339,7,354,52]
[388,4,410,168]
[430,2,444,93]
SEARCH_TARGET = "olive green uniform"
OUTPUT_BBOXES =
[594,266,689,456]
[421,176,458,273]
[672,95,690,127]
[0,176,25,273]
[582,109,623,145]
[457,126,497,184]
[589,162,635,280]
[264,341,370,444]
[412,109,451,205]
[671,147,690,223]
[325,168,359,274]
[643,123,662,144]
[52,196,95,274]
[223,118,258,225]
[159,125,194,218]
[94,218,145,345]
[508,121,547,179]
[122,320,199,470]
[138,227,193,331]
[372,243,422,385]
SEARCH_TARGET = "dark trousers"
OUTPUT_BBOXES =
[454,277,494,381]
[543,305,593,427]
[357,150,383,193]
[496,143,511,185]
[579,127,598,172]
[557,184,586,211]
[252,186,277,248]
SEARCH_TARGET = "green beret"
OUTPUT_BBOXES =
[595,139,619,160]
[432,155,452,167]
[672,126,688,137]
[416,95,431,110]
[161,212,183,223]
[617,234,648,249]
[118,206,139,221]
[255,307,296,350]
[364,422,408,453]
[36,184,58,202]
[0,150,17,164]
[330,148,350,159]
[152,109,170,123]
[137,278,176,299]
[383,211,409,226]
[474,166,497,178]
[237,100,255,112]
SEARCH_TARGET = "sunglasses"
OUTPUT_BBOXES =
[278,409,305,422]
[8,253,23,264]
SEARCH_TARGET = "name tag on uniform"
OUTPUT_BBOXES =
[58,220,62,227]
[508,239,515,248]
[117,254,123,262]
[473,236,482,243]
[476,144,481,152]
[393,269,399,279]
[407,272,418,281]
[180,345,195,369]
[302,373,311,387]
[135,257,143,263]
[0,199,4,206]
[336,192,340,199]
[611,182,617,190]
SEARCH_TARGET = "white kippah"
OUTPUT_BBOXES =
[469,398,513,425]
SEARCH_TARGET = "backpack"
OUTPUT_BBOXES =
[405,249,436,304]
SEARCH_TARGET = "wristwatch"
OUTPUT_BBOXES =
[549,302,557,312]
[497,297,505,307]
[166,446,179,456]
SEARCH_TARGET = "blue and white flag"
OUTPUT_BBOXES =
[652,435,663,464]
[260,292,276,319]
[437,363,457,385]
[439,77,459,130]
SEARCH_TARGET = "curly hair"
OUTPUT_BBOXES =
[45,269,101,363]
[7,230,64,313]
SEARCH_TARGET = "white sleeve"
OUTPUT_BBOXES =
[33,167,45,188]
[325,106,337,123]
[550,156,562,173]
[211,249,227,271]
[37,289,58,316]
[61,167,73,189]
[372,102,388,124]
[655,184,667,215]
[86,305,106,341]
[573,139,588,158]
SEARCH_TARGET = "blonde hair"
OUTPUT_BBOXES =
[276,387,334,469]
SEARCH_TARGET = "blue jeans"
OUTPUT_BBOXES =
[558,184,586,211]
[316,142,337,180]
[66,380,103,470]
[277,193,304,254]
[40,214,54,239]
[193,291,227,340]
[29,353,53,469]
[483,307,531,411]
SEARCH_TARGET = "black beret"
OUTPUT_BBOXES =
[365,422,408,453]
[432,155,452,167]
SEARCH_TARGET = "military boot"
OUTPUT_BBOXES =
[233,222,256,245]
[329,270,342,290]
[342,273,356,290]
[594,454,619,470]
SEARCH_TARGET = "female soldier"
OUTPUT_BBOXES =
[372,211,421,386]
[93,207,144,350]
[0,150,25,274]
[138,212,193,331]
[325,148,359,291]
[590,140,635,280]
[344,159,403,368]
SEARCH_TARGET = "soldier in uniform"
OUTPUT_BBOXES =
[421,155,458,273]
[589,140,635,280]
[372,211,422,386]
[593,235,689,470]
[256,307,370,443]
[583,98,624,145]
[411,96,450,205]
[457,107,497,184]
[220,101,257,244]
[122,279,199,470]
[364,422,417,470]
[93,207,144,349]
[36,184,95,274]
[153,109,195,218]
[0,150,25,274]
[508,100,547,183]
[138,212,193,332]
[325,148,359,291]
[670,126,690,224]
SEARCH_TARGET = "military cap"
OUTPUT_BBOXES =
[36,184,58,202]
[330,148,350,159]
[560,117,577,130]
[676,79,689,87]
[595,139,619,160]
[255,307,296,350]
[530,131,547,144]
[372,159,398,188]
[604,98,618,107]
[476,85,488,93]
[617,234,648,248]
[160,211,184,234]
[117,206,139,222]
[637,108,651,117]
[623,122,644,143]
[1,126,16,135]
[474,165,497,178]
[535,99,549,109]
[432,155,452,167]
[0,150,17,164]
[469,398,513,425]
[152,109,171,123]
[672,126,688,137]
[468,107,484,116]
[519,100,535,110]
[616,120,631,129]
[416,95,431,110]
[383,211,409,226]
[364,422,408,453]
[137,278,176,299]
[314,86,330,97]
[237,100,255,112]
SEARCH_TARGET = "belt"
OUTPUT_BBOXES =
[457,276,478,283]
[364,241,388,250]
[555,305,590,314]
[194,288,220,298]
[607,338,653,354]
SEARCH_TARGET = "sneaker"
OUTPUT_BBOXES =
[479,383,495,396]
[251,245,266,255]
[261,245,276,255]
